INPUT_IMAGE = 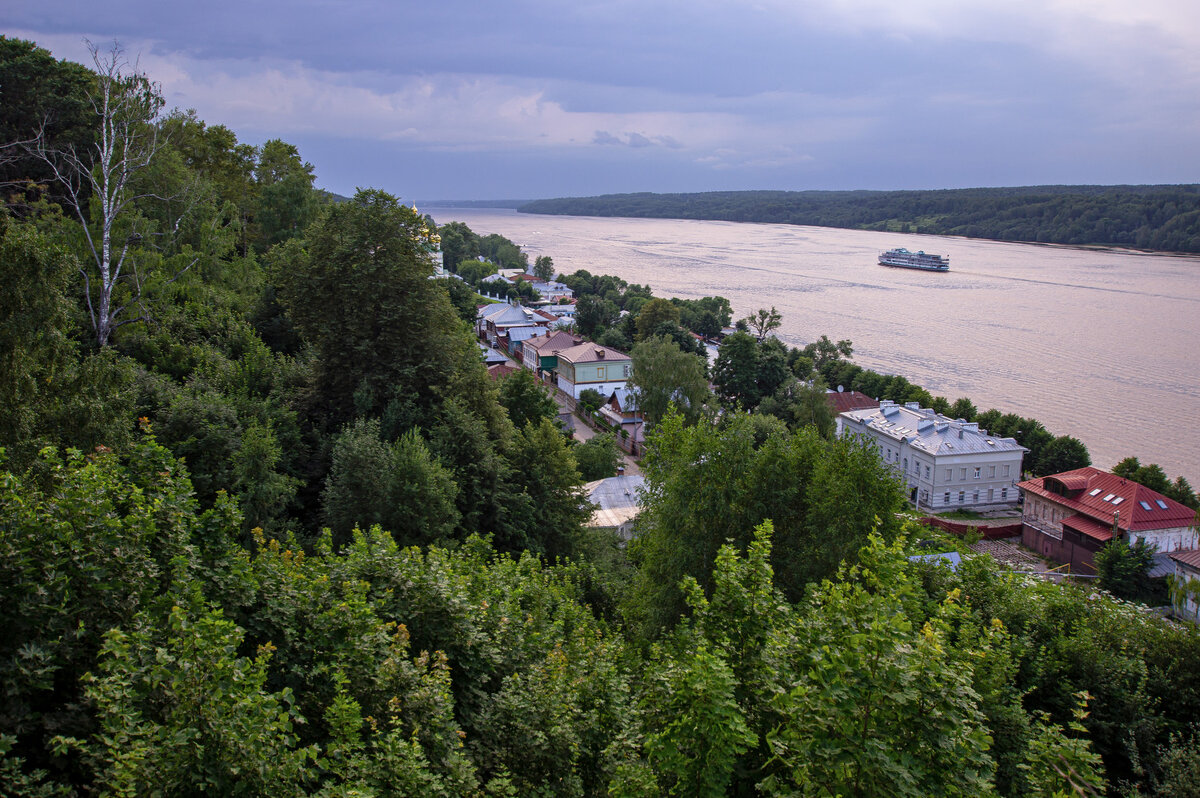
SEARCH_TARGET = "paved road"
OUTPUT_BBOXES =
[552,393,642,476]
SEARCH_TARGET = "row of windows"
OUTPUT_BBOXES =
[882,446,1012,483]
[944,487,1008,504]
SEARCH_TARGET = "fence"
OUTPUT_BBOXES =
[920,517,1023,540]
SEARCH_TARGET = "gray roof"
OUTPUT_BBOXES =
[506,326,543,343]
[584,475,644,529]
[841,401,1025,456]
[908,551,963,571]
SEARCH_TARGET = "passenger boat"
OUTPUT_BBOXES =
[878,247,950,271]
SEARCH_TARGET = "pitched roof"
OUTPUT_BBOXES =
[483,303,552,327]
[504,326,544,343]
[826,390,879,414]
[1062,513,1115,543]
[525,330,584,354]
[1017,467,1197,533]
[487,363,520,380]
[556,342,631,365]
[584,475,645,530]
[1169,548,1200,571]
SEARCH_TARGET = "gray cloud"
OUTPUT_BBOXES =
[6,0,1200,199]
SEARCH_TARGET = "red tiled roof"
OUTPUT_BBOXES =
[1018,467,1196,533]
[826,391,879,415]
[1062,513,1115,543]
[487,363,520,381]
[1169,548,1200,571]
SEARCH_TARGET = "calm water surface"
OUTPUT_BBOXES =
[432,208,1200,480]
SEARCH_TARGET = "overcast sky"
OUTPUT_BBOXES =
[8,1,1200,200]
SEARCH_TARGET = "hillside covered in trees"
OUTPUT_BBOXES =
[4,36,1200,797]
[519,186,1200,252]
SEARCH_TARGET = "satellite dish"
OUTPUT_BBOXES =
[837,385,844,392]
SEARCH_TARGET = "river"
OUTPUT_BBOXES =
[430,208,1200,481]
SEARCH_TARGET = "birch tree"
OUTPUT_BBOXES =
[32,40,181,346]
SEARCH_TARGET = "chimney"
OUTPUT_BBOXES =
[617,465,625,477]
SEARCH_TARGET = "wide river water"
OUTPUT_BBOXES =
[431,208,1200,481]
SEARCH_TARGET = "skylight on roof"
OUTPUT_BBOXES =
[1089,488,1102,496]
[1112,497,1124,505]
[1140,501,1152,511]
[1156,499,1170,510]
[1103,494,1116,502]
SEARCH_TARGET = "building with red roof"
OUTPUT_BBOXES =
[825,389,879,415]
[1018,467,1198,574]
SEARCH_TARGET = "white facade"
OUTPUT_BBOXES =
[839,400,1026,510]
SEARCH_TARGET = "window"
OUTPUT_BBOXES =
[944,492,950,504]
[988,488,994,501]
[946,469,952,481]
[960,468,967,480]
[973,467,981,479]
[925,465,930,479]
[903,458,908,470]
[623,364,631,378]
[1002,465,1010,477]
[596,366,606,380]
[1001,488,1007,500]
[989,465,996,478]
[973,491,979,503]
[958,491,965,503]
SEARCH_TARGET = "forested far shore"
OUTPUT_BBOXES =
[519,186,1200,253]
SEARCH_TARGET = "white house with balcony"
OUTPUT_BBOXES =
[838,400,1026,510]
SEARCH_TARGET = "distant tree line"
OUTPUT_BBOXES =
[520,185,1200,252]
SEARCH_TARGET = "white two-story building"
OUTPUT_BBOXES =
[838,400,1026,510]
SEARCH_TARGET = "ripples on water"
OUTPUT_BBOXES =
[433,208,1200,481]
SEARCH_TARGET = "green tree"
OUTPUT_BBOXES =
[253,138,318,250]
[440,276,481,324]
[578,388,606,413]
[58,597,317,795]
[756,378,836,437]
[575,295,620,337]
[635,297,682,341]
[1036,435,1091,475]
[1095,539,1156,601]
[741,306,781,341]
[574,433,622,481]
[0,37,96,200]
[624,412,904,637]
[456,258,496,285]
[0,216,133,468]
[510,418,590,558]
[30,40,171,346]
[712,331,761,409]
[497,367,558,430]
[949,397,978,420]
[628,335,711,428]
[323,419,459,548]
[437,221,480,272]
[533,254,555,281]
[275,188,498,429]
[764,538,996,798]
